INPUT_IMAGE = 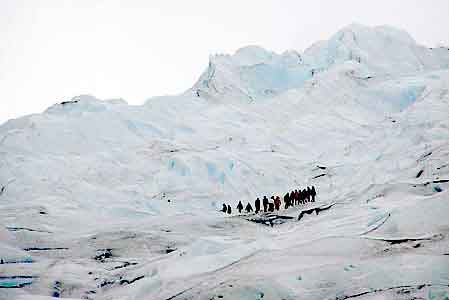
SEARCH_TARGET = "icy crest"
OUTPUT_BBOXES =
[192,24,449,101]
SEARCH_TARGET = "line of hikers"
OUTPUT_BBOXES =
[221,186,317,215]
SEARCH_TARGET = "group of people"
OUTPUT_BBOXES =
[221,186,317,215]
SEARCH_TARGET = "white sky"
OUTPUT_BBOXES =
[1,0,449,123]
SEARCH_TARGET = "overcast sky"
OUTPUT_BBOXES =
[1,0,449,123]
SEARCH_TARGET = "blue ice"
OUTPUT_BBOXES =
[168,159,189,176]
[218,172,226,184]
[367,212,389,227]
[399,86,425,110]
[206,162,225,184]
[125,120,163,137]
[206,162,217,177]
[0,277,34,288]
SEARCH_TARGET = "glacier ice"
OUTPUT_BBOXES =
[1,24,449,300]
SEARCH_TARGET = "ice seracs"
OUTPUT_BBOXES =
[304,23,449,76]
[190,45,310,101]
[192,23,449,102]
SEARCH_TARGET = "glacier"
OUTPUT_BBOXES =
[1,23,449,300]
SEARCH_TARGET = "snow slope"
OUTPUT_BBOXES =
[1,24,449,300]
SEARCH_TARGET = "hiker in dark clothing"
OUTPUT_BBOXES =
[290,191,295,206]
[274,196,281,211]
[245,202,253,213]
[307,187,311,202]
[295,190,300,205]
[311,186,316,202]
[222,203,227,213]
[263,196,269,212]
[268,202,275,212]
[227,205,232,214]
[303,188,308,202]
[237,201,244,213]
[284,193,290,209]
[255,198,261,213]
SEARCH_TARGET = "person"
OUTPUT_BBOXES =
[284,193,290,209]
[255,198,261,213]
[290,191,295,206]
[268,202,275,212]
[302,188,308,203]
[245,202,253,213]
[299,189,304,205]
[307,187,311,202]
[274,196,281,211]
[222,203,227,213]
[295,190,299,205]
[263,196,269,212]
[237,201,244,213]
[311,186,317,202]
[227,205,232,214]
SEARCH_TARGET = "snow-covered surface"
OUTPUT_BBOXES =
[1,24,449,300]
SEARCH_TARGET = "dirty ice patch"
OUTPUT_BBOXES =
[190,280,296,300]
[17,296,82,300]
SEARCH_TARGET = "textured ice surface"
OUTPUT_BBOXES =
[1,24,449,300]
